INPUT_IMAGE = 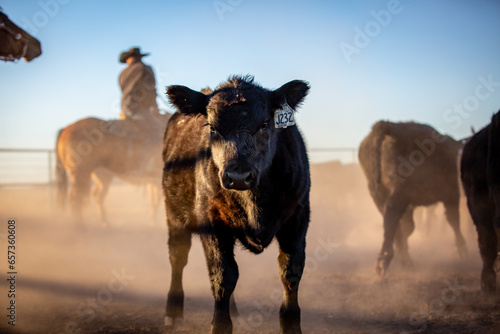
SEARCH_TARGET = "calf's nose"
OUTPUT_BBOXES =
[224,171,256,190]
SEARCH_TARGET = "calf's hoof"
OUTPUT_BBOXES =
[280,323,302,334]
[374,252,392,277]
[374,259,385,277]
[161,316,178,333]
[164,316,175,328]
[211,321,232,334]
[280,305,302,334]
[162,316,184,333]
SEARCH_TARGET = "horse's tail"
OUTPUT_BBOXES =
[55,128,67,210]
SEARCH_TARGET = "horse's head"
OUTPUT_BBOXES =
[0,11,42,62]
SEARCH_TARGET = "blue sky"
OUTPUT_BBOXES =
[1,0,500,154]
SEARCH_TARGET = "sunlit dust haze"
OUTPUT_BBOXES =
[0,162,496,333]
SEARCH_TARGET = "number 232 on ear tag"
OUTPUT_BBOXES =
[274,102,296,128]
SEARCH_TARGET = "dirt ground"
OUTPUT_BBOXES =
[0,161,499,334]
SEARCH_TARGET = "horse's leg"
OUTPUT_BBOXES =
[92,171,112,225]
[68,169,91,224]
[165,224,192,328]
[394,207,415,268]
[55,160,68,212]
[444,200,468,258]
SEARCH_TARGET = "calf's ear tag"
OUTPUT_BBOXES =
[274,102,296,129]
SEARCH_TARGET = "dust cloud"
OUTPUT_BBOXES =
[0,161,498,334]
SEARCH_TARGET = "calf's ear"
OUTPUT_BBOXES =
[271,80,310,110]
[166,85,208,116]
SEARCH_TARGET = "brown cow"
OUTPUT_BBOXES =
[359,121,467,276]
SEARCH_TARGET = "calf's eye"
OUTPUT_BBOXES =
[209,125,221,138]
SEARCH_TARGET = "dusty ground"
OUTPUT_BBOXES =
[0,161,499,334]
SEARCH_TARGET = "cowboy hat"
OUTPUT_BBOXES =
[119,47,150,63]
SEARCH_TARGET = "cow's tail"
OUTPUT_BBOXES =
[55,129,68,210]
[370,121,391,186]
[487,110,500,228]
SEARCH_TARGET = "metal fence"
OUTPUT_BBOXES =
[0,147,358,186]
[0,148,55,186]
[308,147,358,164]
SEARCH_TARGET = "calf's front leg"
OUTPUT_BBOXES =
[201,231,239,334]
[165,226,192,326]
[277,229,306,334]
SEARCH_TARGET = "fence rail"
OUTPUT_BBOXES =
[308,147,358,163]
[0,148,55,186]
[0,147,358,186]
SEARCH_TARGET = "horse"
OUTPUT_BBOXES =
[0,10,42,62]
[55,113,171,223]
[90,167,162,223]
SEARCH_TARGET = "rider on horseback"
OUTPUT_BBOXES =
[118,47,163,174]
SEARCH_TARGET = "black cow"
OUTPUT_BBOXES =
[461,110,500,293]
[359,121,467,276]
[162,75,310,333]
